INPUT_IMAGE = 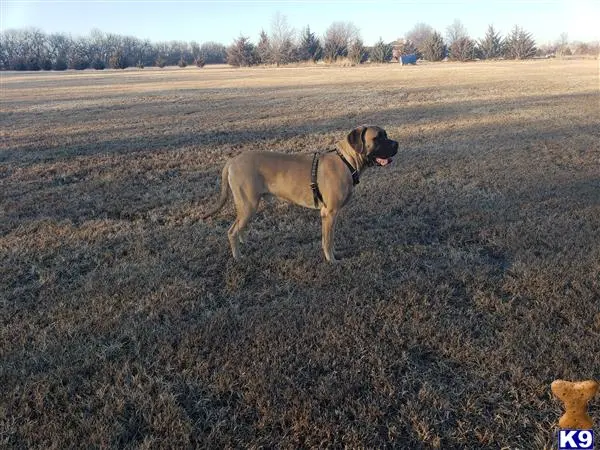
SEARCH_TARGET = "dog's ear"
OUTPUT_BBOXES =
[346,126,368,154]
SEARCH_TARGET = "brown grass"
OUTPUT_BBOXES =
[1,60,599,449]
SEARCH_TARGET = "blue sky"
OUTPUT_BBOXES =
[2,0,598,46]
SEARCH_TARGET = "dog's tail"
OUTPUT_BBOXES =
[202,162,230,220]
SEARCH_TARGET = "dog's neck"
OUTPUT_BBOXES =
[335,140,368,173]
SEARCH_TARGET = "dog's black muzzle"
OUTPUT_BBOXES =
[368,140,398,166]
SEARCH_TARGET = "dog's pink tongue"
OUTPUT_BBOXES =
[376,157,392,166]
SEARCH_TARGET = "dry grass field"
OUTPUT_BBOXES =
[1,60,599,448]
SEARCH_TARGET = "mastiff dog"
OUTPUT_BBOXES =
[203,125,398,263]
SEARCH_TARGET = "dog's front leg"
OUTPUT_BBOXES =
[320,208,339,263]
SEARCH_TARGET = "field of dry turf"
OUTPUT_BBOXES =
[1,60,599,448]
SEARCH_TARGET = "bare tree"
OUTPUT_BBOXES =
[323,21,360,62]
[406,23,434,58]
[558,32,569,48]
[88,29,108,65]
[136,39,154,68]
[168,41,193,66]
[556,32,570,56]
[572,41,599,56]
[190,41,201,61]
[1,28,230,70]
[2,28,49,70]
[28,28,48,69]
[200,42,227,64]
[0,30,17,69]
[69,37,92,70]
[446,19,468,46]
[191,41,206,67]
[269,12,296,66]
[46,32,71,69]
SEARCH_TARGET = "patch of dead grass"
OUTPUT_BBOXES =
[2,60,599,448]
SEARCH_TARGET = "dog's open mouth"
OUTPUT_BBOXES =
[375,157,393,166]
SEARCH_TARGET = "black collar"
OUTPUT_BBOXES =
[335,149,360,185]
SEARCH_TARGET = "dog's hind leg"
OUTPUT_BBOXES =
[228,219,240,259]
[228,189,260,260]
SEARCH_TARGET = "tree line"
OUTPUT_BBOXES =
[1,17,597,71]
[229,19,597,66]
[0,28,227,70]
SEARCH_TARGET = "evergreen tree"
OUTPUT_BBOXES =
[450,36,475,61]
[227,36,256,67]
[298,26,322,62]
[347,38,366,65]
[370,38,392,63]
[194,55,205,67]
[422,31,446,61]
[504,25,536,59]
[256,30,271,64]
[478,25,503,59]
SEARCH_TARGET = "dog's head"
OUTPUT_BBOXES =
[344,125,398,166]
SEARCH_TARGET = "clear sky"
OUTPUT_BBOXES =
[2,0,598,46]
